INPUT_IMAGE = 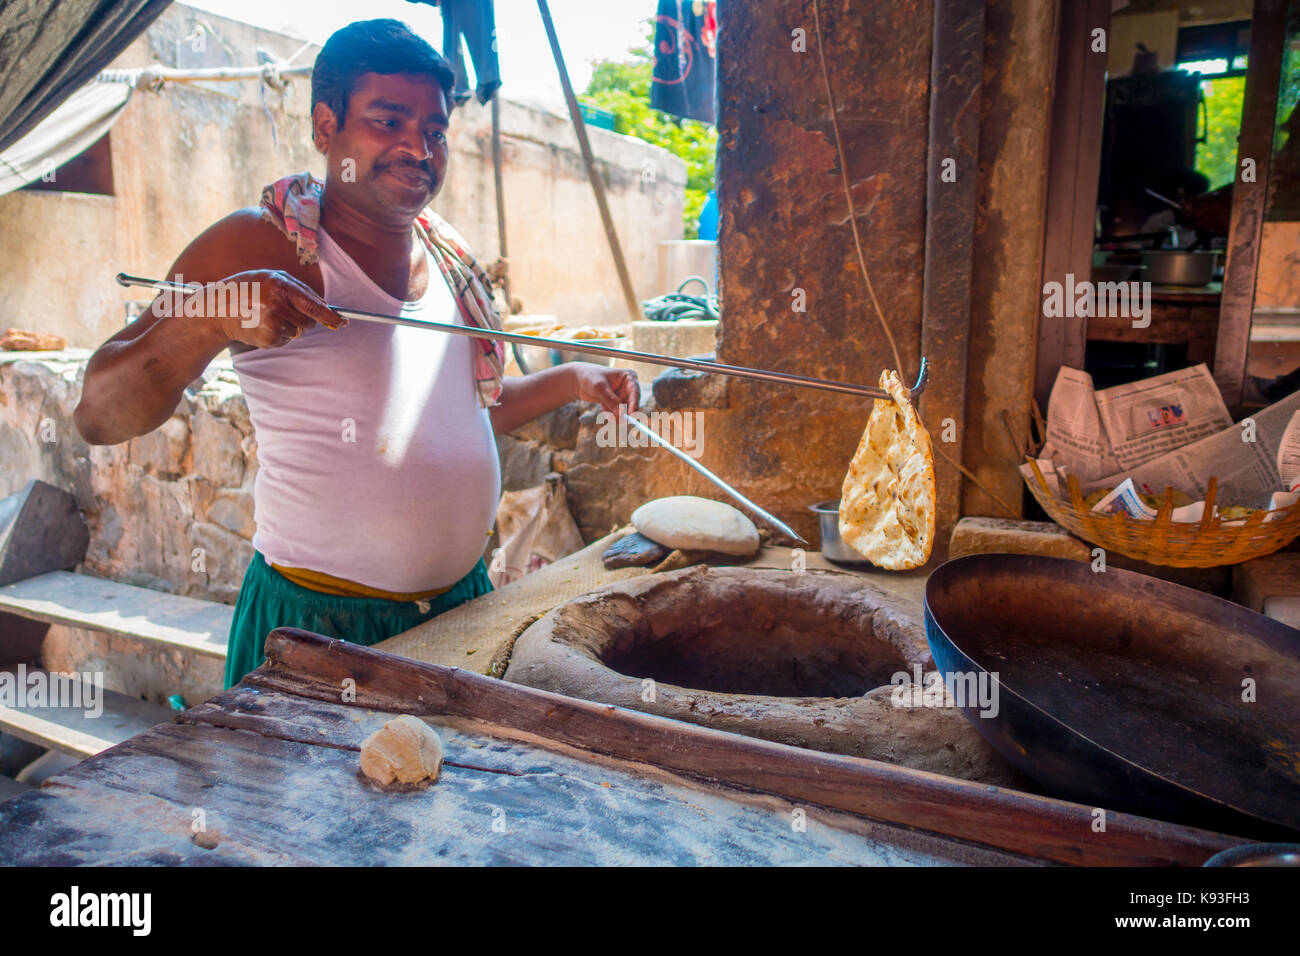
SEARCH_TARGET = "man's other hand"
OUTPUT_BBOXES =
[569,363,640,417]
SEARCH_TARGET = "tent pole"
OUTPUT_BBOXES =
[490,92,511,311]
[536,0,643,325]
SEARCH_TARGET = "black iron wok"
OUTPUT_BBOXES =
[923,554,1300,841]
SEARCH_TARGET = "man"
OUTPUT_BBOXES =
[74,20,638,686]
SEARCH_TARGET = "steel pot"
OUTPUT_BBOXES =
[1138,250,1219,285]
[808,499,871,564]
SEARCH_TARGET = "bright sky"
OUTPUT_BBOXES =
[185,0,655,113]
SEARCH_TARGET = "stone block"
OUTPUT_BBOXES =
[1233,552,1300,612]
[1262,595,1300,628]
[207,489,255,540]
[634,320,718,356]
[128,414,190,479]
[190,407,245,488]
[195,370,252,436]
[949,517,1091,562]
[497,434,554,492]
[651,364,730,409]
[508,401,582,449]
[41,623,225,707]
[624,320,719,388]
[190,520,254,589]
[951,517,1231,594]
[0,479,90,585]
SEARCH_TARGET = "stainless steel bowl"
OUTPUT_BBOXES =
[1138,250,1219,286]
[808,499,871,564]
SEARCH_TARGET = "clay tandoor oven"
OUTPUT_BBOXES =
[506,566,1021,785]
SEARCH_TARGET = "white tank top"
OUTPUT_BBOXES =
[231,226,501,593]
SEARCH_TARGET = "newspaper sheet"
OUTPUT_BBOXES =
[1092,364,1233,468]
[1089,478,1205,522]
[1095,388,1300,507]
[1279,410,1300,492]
[1043,367,1120,481]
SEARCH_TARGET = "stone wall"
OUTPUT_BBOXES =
[1,353,701,602]
[0,353,255,604]
[0,3,686,349]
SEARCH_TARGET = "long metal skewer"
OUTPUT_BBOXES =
[623,416,809,546]
[115,273,929,401]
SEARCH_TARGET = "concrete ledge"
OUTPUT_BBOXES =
[0,666,172,759]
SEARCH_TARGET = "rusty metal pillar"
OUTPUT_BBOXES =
[919,0,985,553]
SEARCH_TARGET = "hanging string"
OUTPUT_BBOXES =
[811,0,904,379]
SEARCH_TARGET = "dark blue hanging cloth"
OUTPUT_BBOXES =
[406,0,501,105]
[650,0,717,124]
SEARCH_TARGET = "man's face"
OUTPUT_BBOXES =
[316,72,450,220]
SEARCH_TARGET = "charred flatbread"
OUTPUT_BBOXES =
[838,369,936,569]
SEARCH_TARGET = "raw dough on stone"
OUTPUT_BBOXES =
[631,496,760,556]
[359,715,444,787]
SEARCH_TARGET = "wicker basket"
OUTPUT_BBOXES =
[1022,459,1300,568]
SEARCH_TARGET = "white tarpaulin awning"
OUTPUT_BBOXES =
[0,79,131,197]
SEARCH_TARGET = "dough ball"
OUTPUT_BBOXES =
[359,715,443,787]
[631,495,761,556]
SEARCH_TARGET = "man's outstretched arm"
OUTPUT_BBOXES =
[75,211,344,445]
[488,362,640,436]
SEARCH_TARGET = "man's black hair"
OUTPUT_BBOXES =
[311,19,455,129]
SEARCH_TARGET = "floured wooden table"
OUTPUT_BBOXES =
[0,628,1240,866]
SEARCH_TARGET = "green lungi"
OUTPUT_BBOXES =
[224,550,494,688]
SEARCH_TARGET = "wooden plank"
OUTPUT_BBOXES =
[1035,0,1111,408]
[920,0,986,546]
[252,627,1244,866]
[0,571,230,660]
[0,691,1031,866]
[0,665,173,758]
[1213,0,1289,404]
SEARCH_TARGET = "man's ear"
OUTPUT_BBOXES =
[311,102,339,155]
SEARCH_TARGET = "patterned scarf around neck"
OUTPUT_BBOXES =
[259,172,506,408]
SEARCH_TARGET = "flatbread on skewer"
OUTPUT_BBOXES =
[838,369,936,569]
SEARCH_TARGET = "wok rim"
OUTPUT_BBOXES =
[923,553,1300,836]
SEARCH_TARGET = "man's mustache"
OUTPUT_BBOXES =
[376,161,433,183]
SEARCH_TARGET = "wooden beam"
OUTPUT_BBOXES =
[1214,0,1288,405]
[1035,0,1110,408]
[920,0,986,544]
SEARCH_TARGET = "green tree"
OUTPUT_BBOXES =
[1197,75,1245,190]
[580,33,717,238]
